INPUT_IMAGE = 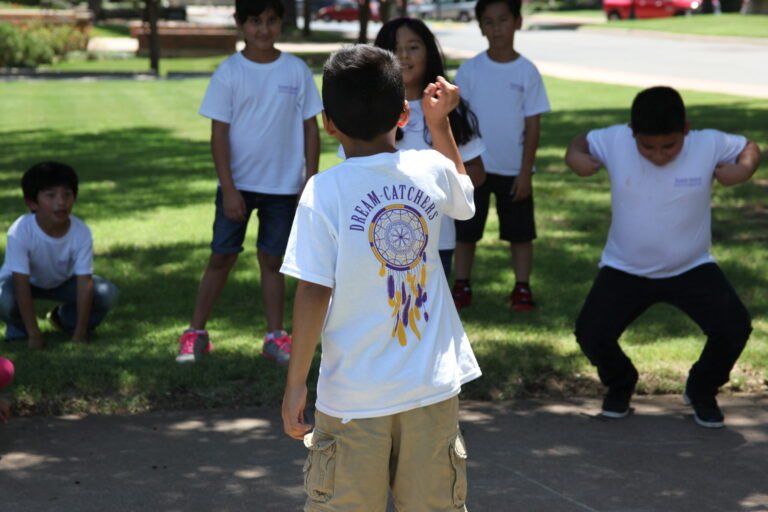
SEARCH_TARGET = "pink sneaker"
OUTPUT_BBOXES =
[175,329,213,364]
[262,330,292,366]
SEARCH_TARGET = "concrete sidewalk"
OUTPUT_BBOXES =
[2,395,767,511]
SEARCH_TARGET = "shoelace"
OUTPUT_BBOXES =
[179,337,195,353]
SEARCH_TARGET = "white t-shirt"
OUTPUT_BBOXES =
[338,99,486,251]
[0,213,93,289]
[281,149,482,420]
[587,124,747,278]
[199,52,323,195]
[455,53,550,176]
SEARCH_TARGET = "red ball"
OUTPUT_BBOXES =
[0,357,14,389]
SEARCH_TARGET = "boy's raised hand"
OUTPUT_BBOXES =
[422,76,460,126]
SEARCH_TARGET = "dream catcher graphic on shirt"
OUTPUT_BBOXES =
[369,204,429,346]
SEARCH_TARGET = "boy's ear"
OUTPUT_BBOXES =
[322,111,338,136]
[24,198,38,212]
[514,16,523,30]
[683,120,690,135]
[396,100,410,129]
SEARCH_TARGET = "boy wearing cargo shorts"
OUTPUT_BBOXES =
[281,45,482,511]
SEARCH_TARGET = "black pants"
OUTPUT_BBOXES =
[574,263,752,398]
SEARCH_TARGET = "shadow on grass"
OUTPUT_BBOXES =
[0,99,766,413]
[0,127,212,226]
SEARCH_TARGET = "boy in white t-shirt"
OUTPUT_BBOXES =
[565,86,761,429]
[453,0,550,312]
[0,162,119,349]
[281,46,481,511]
[175,0,322,364]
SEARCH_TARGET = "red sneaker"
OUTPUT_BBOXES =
[452,281,472,310]
[510,284,535,312]
[176,329,213,364]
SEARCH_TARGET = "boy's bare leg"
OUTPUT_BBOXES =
[454,241,476,281]
[190,253,239,329]
[258,250,285,333]
[510,241,533,283]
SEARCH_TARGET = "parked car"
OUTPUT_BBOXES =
[315,1,381,21]
[602,0,702,19]
[409,0,475,21]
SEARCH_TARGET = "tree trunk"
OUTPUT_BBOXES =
[400,0,409,17]
[357,0,370,43]
[88,0,102,21]
[284,0,298,31]
[146,0,160,75]
[303,0,312,36]
[380,0,392,22]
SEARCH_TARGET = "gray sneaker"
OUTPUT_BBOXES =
[262,330,292,366]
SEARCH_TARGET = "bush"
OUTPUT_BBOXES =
[0,22,87,67]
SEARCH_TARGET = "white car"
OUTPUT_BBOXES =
[409,0,476,21]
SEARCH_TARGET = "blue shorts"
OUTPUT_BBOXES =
[210,188,297,256]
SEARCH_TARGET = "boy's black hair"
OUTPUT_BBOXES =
[234,0,283,24]
[323,45,405,141]
[476,0,522,20]
[631,86,687,135]
[21,161,79,203]
[374,17,481,146]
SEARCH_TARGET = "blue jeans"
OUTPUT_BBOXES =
[0,275,119,339]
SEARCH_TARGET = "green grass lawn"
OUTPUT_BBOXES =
[0,75,766,416]
[591,13,768,38]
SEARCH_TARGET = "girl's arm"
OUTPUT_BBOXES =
[464,156,486,187]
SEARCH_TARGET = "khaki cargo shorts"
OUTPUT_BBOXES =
[303,396,469,512]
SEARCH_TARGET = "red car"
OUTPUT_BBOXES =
[603,0,702,19]
[316,1,381,21]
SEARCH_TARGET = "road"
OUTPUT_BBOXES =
[270,16,768,98]
[434,24,768,98]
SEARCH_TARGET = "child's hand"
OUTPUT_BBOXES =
[422,76,460,126]
[282,384,312,440]
[222,189,247,222]
[0,398,10,424]
[511,173,532,201]
[27,332,45,350]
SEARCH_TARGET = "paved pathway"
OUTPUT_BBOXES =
[2,395,767,511]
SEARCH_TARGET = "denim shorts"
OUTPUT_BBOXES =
[210,188,297,256]
[455,173,536,244]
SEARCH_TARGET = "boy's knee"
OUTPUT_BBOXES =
[208,252,238,271]
[93,277,119,311]
[257,250,283,272]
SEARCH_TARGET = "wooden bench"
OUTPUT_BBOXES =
[129,22,238,57]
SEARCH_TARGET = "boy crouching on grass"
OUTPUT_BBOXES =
[281,45,482,510]
[0,162,119,349]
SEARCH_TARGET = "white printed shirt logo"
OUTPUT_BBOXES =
[278,85,299,95]
[368,204,429,346]
[674,177,703,187]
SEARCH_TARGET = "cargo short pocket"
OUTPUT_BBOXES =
[303,429,337,504]
[449,431,468,507]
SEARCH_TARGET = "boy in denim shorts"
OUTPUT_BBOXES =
[281,46,481,511]
[453,0,550,312]
[175,0,322,364]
